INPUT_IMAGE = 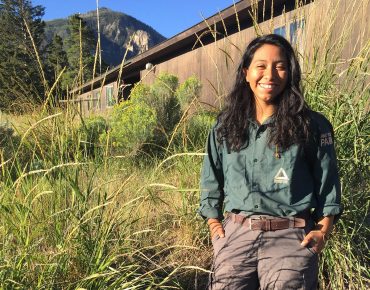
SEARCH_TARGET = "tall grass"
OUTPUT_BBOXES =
[0,0,369,289]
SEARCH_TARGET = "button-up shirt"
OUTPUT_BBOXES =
[198,111,342,222]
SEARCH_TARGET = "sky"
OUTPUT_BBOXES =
[32,0,238,38]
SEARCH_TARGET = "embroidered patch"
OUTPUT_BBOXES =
[274,168,289,184]
[320,132,333,146]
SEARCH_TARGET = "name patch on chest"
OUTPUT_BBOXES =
[320,132,333,146]
[274,168,289,184]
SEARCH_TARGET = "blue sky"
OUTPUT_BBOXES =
[32,0,237,38]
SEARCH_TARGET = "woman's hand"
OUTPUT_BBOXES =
[301,216,334,254]
[207,218,225,239]
[300,230,326,254]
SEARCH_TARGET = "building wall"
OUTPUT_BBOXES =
[76,82,118,115]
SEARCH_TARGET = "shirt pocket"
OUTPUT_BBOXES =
[224,152,246,189]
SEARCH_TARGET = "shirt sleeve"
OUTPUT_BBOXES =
[198,125,225,220]
[310,112,343,223]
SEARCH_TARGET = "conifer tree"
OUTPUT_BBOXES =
[0,0,45,112]
[63,14,95,89]
[45,34,68,97]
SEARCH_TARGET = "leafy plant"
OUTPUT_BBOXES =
[101,100,157,155]
[78,115,108,158]
[176,75,202,110]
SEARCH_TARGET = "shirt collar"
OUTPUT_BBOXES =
[249,115,275,126]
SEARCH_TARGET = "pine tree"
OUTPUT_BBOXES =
[63,14,96,89]
[0,0,45,112]
[45,34,68,97]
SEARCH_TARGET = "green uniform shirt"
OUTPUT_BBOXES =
[199,111,342,222]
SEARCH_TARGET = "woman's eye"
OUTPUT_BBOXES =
[276,65,286,70]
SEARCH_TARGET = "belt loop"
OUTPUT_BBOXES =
[230,212,235,223]
[266,219,271,231]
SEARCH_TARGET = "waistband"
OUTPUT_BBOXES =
[226,212,307,231]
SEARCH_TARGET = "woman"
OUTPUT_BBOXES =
[199,34,342,290]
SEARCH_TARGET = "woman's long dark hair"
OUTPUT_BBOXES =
[217,34,311,151]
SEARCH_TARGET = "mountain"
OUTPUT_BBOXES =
[44,8,167,66]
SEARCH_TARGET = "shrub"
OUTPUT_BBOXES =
[149,73,181,140]
[129,83,150,104]
[176,76,202,110]
[78,116,108,158]
[0,121,15,149]
[182,111,217,150]
[102,101,157,155]
[0,121,20,174]
[107,74,182,156]
[105,74,205,156]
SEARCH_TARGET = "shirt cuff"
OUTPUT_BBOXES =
[313,204,343,224]
[198,206,224,221]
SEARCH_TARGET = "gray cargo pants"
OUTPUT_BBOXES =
[209,215,319,290]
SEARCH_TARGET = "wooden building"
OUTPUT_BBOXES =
[67,0,369,115]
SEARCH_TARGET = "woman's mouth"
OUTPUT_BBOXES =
[258,83,276,89]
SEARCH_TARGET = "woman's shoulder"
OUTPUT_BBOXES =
[308,110,334,133]
[308,110,335,148]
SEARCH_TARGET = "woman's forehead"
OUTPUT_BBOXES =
[251,44,287,62]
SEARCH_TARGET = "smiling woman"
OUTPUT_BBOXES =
[199,34,342,290]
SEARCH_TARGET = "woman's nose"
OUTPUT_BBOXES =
[264,66,277,80]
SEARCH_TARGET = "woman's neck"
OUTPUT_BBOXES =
[255,103,276,125]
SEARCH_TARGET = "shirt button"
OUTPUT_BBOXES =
[253,158,258,162]
[254,205,259,208]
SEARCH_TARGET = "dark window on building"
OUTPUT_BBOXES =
[93,91,101,109]
[106,86,115,107]
[274,26,286,37]
[86,95,92,111]
[290,19,305,46]
[274,18,305,45]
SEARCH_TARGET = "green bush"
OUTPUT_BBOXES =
[78,116,108,158]
[148,73,181,141]
[0,121,15,149]
[129,83,150,104]
[105,74,206,156]
[182,111,217,150]
[176,75,202,110]
[101,100,157,155]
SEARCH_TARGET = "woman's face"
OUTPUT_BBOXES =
[244,44,288,106]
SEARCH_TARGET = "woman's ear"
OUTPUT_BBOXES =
[243,68,249,83]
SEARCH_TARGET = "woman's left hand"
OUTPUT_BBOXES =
[300,230,326,254]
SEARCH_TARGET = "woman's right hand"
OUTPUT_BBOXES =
[207,218,225,239]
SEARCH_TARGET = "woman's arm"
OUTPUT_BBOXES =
[302,112,342,253]
[198,126,225,221]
